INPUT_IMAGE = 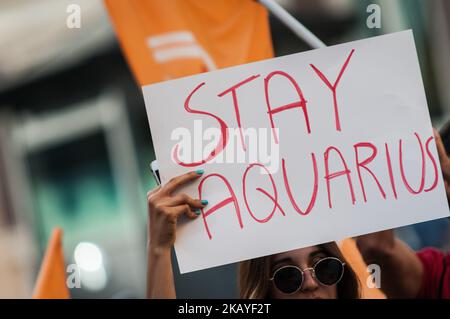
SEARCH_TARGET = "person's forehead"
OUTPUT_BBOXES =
[273,245,325,262]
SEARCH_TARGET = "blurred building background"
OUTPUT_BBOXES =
[0,0,449,298]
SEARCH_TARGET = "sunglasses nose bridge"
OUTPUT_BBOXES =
[302,267,316,279]
[303,267,314,273]
[299,267,320,291]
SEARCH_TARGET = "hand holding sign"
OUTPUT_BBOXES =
[434,129,450,199]
[147,170,207,250]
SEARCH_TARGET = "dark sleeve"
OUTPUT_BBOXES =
[416,248,445,299]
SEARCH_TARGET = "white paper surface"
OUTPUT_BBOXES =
[143,30,449,274]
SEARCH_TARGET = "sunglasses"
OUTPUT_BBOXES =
[270,257,345,295]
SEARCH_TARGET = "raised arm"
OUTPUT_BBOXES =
[356,129,450,298]
[356,229,423,298]
[146,170,206,298]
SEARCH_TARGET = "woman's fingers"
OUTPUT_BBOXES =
[147,170,207,226]
[147,185,161,199]
[168,204,200,220]
[162,170,204,195]
[434,129,450,180]
[163,193,206,209]
[434,129,447,160]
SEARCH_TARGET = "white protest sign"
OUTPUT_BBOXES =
[143,30,450,274]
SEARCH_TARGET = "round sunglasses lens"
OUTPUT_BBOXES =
[314,258,344,285]
[273,267,302,294]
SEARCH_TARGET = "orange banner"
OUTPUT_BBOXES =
[33,228,70,299]
[340,238,386,299]
[104,0,274,85]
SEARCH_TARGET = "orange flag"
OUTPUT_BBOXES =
[33,228,70,299]
[339,238,386,299]
[104,0,274,85]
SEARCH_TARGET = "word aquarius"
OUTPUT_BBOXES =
[172,49,440,240]
[197,132,438,239]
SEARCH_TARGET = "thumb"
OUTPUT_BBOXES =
[434,128,450,180]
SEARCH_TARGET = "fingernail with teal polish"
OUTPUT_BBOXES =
[195,169,204,175]
[195,209,201,215]
[201,199,208,205]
